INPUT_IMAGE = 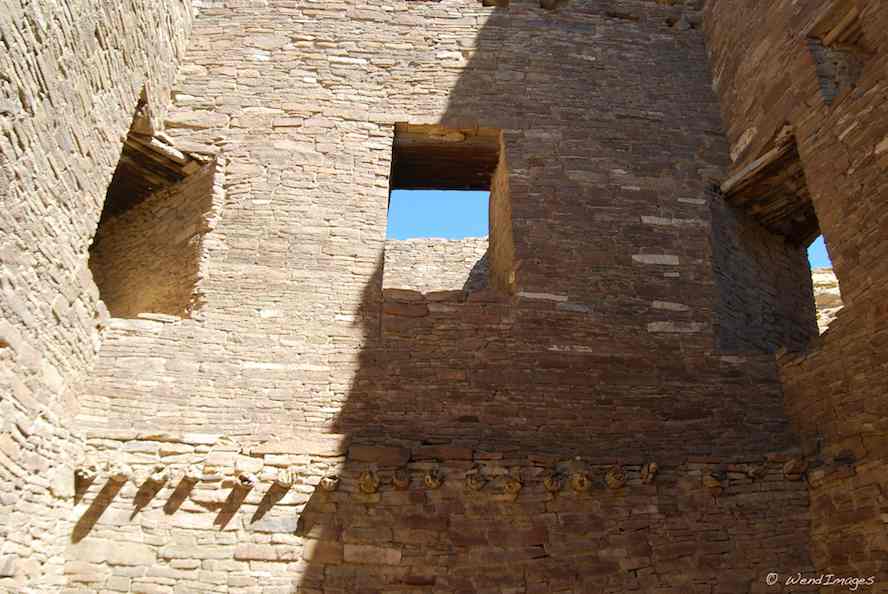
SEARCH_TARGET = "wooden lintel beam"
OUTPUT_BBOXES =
[822,6,859,47]
[127,133,190,165]
[720,142,795,196]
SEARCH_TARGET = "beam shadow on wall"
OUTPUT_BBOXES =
[71,480,125,544]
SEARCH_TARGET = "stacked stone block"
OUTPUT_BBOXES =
[66,0,819,590]
[0,1,192,588]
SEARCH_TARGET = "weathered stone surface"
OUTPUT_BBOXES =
[343,544,402,566]
[812,267,843,333]
[233,544,278,561]
[0,556,15,578]
[707,0,886,581]
[0,0,192,588]
[349,446,410,467]
[2,0,884,590]
[384,238,489,293]
[251,435,349,456]
[68,539,155,566]
[302,539,343,564]
[164,110,229,130]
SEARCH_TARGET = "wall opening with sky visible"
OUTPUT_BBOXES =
[382,124,513,294]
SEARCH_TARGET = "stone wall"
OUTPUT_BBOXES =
[487,143,515,294]
[67,431,814,593]
[710,197,818,353]
[62,0,820,590]
[15,0,888,588]
[89,161,217,319]
[0,0,193,588]
[705,0,888,580]
[383,237,488,293]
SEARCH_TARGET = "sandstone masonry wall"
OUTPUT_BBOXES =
[60,0,821,590]
[89,162,217,319]
[710,197,818,353]
[705,0,888,580]
[11,0,876,589]
[812,267,843,333]
[68,430,815,594]
[0,1,193,588]
[383,237,488,293]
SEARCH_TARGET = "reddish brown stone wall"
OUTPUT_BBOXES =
[705,0,888,581]
[710,196,818,353]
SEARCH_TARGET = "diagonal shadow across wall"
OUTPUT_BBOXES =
[288,1,813,592]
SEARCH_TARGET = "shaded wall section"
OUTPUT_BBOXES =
[89,161,216,319]
[705,0,888,579]
[710,195,818,353]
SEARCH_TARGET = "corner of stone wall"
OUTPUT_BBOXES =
[488,135,516,295]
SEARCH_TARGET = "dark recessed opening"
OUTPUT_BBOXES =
[720,129,819,246]
[806,0,869,104]
[390,124,500,191]
[713,128,832,352]
[88,94,214,319]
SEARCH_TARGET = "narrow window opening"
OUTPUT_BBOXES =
[806,0,869,104]
[808,235,844,334]
[383,124,514,295]
[88,92,215,319]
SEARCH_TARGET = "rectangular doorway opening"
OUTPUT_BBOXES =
[713,129,835,351]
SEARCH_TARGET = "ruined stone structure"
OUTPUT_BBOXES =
[0,0,884,592]
[812,268,843,334]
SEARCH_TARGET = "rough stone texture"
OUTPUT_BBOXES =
[706,0,888,581]
[2,0,884,590]
[89,161,217,319]
[812,267,843,333]
[710,196,818,353]
[0,0,192,589]
[65,432,815,593]
[60,0,820,590]
[383,237,489,292]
